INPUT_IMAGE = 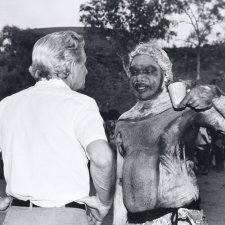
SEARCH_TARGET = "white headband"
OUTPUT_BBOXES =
[129,42,173,84]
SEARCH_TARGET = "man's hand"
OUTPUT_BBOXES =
[86,140,115,224]
[0,196,11,210]
[178,85,217,110]
[78,196,111,225]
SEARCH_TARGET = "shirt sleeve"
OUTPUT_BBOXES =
[74,99,107,151]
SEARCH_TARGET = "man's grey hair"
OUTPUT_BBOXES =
[29,31,85,80]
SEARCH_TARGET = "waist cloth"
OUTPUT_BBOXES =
[127,199,200,224]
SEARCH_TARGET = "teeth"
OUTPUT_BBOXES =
[135,83,147,91]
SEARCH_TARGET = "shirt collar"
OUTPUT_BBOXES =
[35,79,71,90]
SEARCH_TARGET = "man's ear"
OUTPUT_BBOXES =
[29,66,38,80]
[30,69,41,80]
[58,62,72,79]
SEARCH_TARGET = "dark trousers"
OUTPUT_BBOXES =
[196,145,210,172]
[214,147,224,171]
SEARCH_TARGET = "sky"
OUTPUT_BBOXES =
[0,0,85,30]
[1,0,224,47]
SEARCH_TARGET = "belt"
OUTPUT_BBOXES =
[11,198,85,210]
[127,199,200,224]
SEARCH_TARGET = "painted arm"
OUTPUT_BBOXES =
[113,133,127,225]
[196,95,225,133]
[193,87,225,133]
[179,85,225,133]
[212,95,225,119]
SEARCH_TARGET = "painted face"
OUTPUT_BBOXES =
[129,54,163,100]
[69,53,88,91]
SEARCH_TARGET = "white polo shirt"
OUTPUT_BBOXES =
[0,79,107,207]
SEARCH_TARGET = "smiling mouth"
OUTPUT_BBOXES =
[134,83,148,92]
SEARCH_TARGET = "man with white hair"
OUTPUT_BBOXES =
[113,42,225,225]
[0,31,115,225]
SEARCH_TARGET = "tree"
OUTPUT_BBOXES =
[79,0,176,75]
[170,0,225,80]
[0,26,41,98]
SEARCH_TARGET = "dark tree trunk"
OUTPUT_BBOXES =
[196,47,201,80]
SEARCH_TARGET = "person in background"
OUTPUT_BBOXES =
[211,131,225,172]
[194,127,211,175]
[0,31,115,225]
[113,42,225,225]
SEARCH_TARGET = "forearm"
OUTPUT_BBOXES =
[90,153,116,206]
[196,89,225,133]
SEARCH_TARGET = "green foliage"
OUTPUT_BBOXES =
[0,26,41,99]
[82,31,225,113]
[80,0,176,60]
[0,26,225,114]
[81,31,136,112]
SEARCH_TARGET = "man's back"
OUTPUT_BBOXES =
[0,79,104,207]
[0,31,115,225]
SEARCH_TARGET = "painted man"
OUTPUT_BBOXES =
[113,43,225,225]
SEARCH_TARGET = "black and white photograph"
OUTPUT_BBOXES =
[1,0,225,224]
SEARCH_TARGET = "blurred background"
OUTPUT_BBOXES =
[1,0,225,115]
[1,1,225,224]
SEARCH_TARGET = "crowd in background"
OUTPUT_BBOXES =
[194,127,225,175]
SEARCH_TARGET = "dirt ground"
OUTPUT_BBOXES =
[197,169,225,225]
[0,169,224,225]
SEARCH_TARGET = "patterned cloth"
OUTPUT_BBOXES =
[127,208,208,225]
